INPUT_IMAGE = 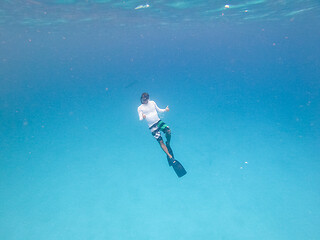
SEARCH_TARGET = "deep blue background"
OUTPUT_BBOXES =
[1,1,320,239]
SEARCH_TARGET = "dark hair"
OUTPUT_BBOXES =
[140,92,149,103]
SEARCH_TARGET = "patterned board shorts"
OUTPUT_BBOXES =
[149,120,170,142]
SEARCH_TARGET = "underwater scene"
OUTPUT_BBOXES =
[1,0,320,239]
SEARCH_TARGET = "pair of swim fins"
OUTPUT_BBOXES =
[166,142,187,178]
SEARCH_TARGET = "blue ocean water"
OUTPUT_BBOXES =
[1,1,320,239]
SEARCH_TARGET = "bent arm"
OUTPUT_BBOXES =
[138,108,144,121]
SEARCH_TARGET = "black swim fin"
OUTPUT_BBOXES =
[172,159,187,178]
[166,142,187,178]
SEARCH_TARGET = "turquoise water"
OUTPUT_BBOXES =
[1,1,320,239]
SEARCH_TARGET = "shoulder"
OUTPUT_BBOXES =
[137,105,143,110]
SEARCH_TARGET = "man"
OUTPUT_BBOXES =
[137,92,175,163]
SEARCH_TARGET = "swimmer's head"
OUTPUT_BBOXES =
[140,92,149,104]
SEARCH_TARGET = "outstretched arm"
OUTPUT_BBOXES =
[154,101,169,113]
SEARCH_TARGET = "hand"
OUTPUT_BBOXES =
[165,106,170,112]
[143,114,146,119]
